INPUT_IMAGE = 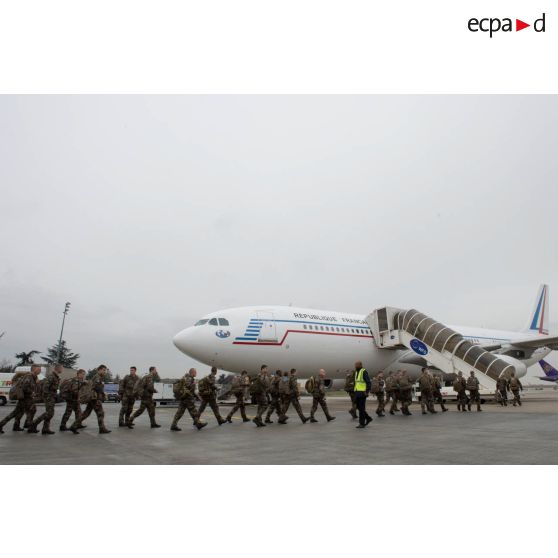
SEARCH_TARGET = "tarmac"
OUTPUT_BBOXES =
[1,391,558,465]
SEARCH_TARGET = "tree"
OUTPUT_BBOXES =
[0,358,14,373]
[42,340,79,368]
[15,350,41,366]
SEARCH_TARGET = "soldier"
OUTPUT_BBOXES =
[0,364,40,434]
[28,363,63,434]
[282,369,309,423]
[431,373,448,412]
[59,369,86,431]
[197,367,227,425]
[509,372,524,406]
[418,368,435,415]
[70,365,111,434]
[309,369,336,423]
[226,370,251,423]
[396,370,413,416]
[276,370,291,424]
[466,370,482,412]
[129,366,162,428]
[251,365,271,427]
[344,369,357,419]
[171,368,207,431]
[118,366,138,426]
[386,370,400,415]
[373,371,386,417]
[265,370,285,424]
[496,375,509,407]
[453,371,468,412]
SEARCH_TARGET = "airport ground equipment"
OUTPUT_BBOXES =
[367,308,526,391]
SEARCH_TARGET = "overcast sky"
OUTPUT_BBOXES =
[1,96,557,379]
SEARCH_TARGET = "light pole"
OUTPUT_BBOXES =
[56,302,71,364]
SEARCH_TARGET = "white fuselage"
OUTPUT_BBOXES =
[173,305,546,380]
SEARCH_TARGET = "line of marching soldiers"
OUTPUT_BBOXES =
[0,362,337,435]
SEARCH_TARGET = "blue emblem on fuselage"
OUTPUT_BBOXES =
[410,338,428,356]
[215,330,231,339]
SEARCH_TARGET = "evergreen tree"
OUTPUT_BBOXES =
[15,350,41,366]
[0,358,14,373]
[43,340,80,368]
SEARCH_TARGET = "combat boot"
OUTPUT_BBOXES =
[69,425,80,434]
[389,410,395,415]
[196,421,208,430]
[27,425,39,433]
[151,423,162,428]
[60,425,68,431]
[309,417,318,423]
[126,420,134,429]
[327,416,336,422]
[242,417,251,423]
[118,421,125,427]
[278,417,288,424]
[302,417,309,423]
[13,425,24,432]
[218,418,227,425]
[467,403,472,411]
[42,428,55,435]
[170,424,181,431]
[226,415,233,423]
[253,417,265,427]
[442,405,448,412]
[99,427,111,434]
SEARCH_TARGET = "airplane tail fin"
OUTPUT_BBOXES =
[538,359,558,378]
[524,284,549,335]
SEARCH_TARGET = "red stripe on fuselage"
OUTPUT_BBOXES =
[233,328,374,346]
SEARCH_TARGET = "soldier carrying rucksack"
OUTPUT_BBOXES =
[251,365,271,427]
[282,369,309,424]
[265,370,287,424]
[59,369,86,431]
[28,364,63,435]
[128,366,162,428]
[225,370,251,423]
[197,367,226,425]
[118,366,138,427]
[344,369,357,419]
[309,369,336,423]
[0,365,40,434]
[418,368,435,415]
[396,370,413,416]
[496,375,509,407]
[509,372,523,407]
[372,371,386,417]
[171,368,207,431]
[466,371,481,412]
[453,371,468,412]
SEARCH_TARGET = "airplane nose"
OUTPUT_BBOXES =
[173,328,194,355]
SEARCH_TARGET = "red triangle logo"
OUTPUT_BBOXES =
[516,19,530,31]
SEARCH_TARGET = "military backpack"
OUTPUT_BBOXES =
[197,377,212,397]
[371,377,381,395]
[304,376,315,394]
[78,381,94,404]
[249,376,265,396]
[173,378,190,399]
[8,373,30,401]
[466,377,478,390]
[453,378,463,391]
[59,378,74,401]
[510,377,519,389]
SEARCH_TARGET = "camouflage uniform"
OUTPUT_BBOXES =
[344,371,357,419]
[418,372,435,414]
[72,373,110,432]
[171,375,206,430]
[396,373,413,416]
[466,375,481,411]
[275,373,291,424]
[198,374,226,424]
[310,377,335,422]
[496,376,509,406]
[453,375,468,411]
[282,374,308,423]
[29,371,60,434]
[374,376,386,416]
[60,377,84,430]
[0,373,37,433]
[431,375,448,412]
[252,373,270,426]
[118,374,138,426]
[509,375,523,406]
[265,373,284,423]
[226,373,251,422]
[130,374,160,427]
[385,373,399,414]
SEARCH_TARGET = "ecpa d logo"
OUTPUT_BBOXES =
[410,339,428,356]
[468,13,546,38]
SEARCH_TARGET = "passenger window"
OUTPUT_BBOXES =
[303,324,307,329]
[218,318,229,326]
[336,327,340,332]
[208,318,218,326]
[321,326,324,331]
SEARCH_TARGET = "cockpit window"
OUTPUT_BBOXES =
[194,319,209,326]
[208,318,218,326]
[218,318,229,326]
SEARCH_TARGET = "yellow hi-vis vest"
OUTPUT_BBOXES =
[354,368,367,392]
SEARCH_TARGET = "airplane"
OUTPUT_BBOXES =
[173,284,557,389]
[536,359,558,383]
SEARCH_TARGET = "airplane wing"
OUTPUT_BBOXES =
[506,335,558,350]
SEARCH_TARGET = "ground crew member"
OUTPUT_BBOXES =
[373,371,386,417]
[396,370,413,416]
[431,373,448,412]
[197,367,226,425]
[226,370,251,423]
[276,370,291,424]
[282,369,309,423]
[171,368,207,431]
[453,371,468,412]
[353,362,372,428]
[59,369,85,431]
[265,370,284,423]
[251,365,271,427]
[129,366,161,428]
[386,371,399,414]
[0,365,40,434]
[118,366,138,426]
[70,364,111,434]
[496,375,509,407]
[418,368,435,415]
[509,372,523,406]
[466,371,481,412]
[344,369,357,419]
[28,363,63,434]
[309,369,336,423]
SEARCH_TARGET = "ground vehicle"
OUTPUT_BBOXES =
[104,383,121,402]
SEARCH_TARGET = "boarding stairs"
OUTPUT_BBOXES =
[366,308,521,391]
